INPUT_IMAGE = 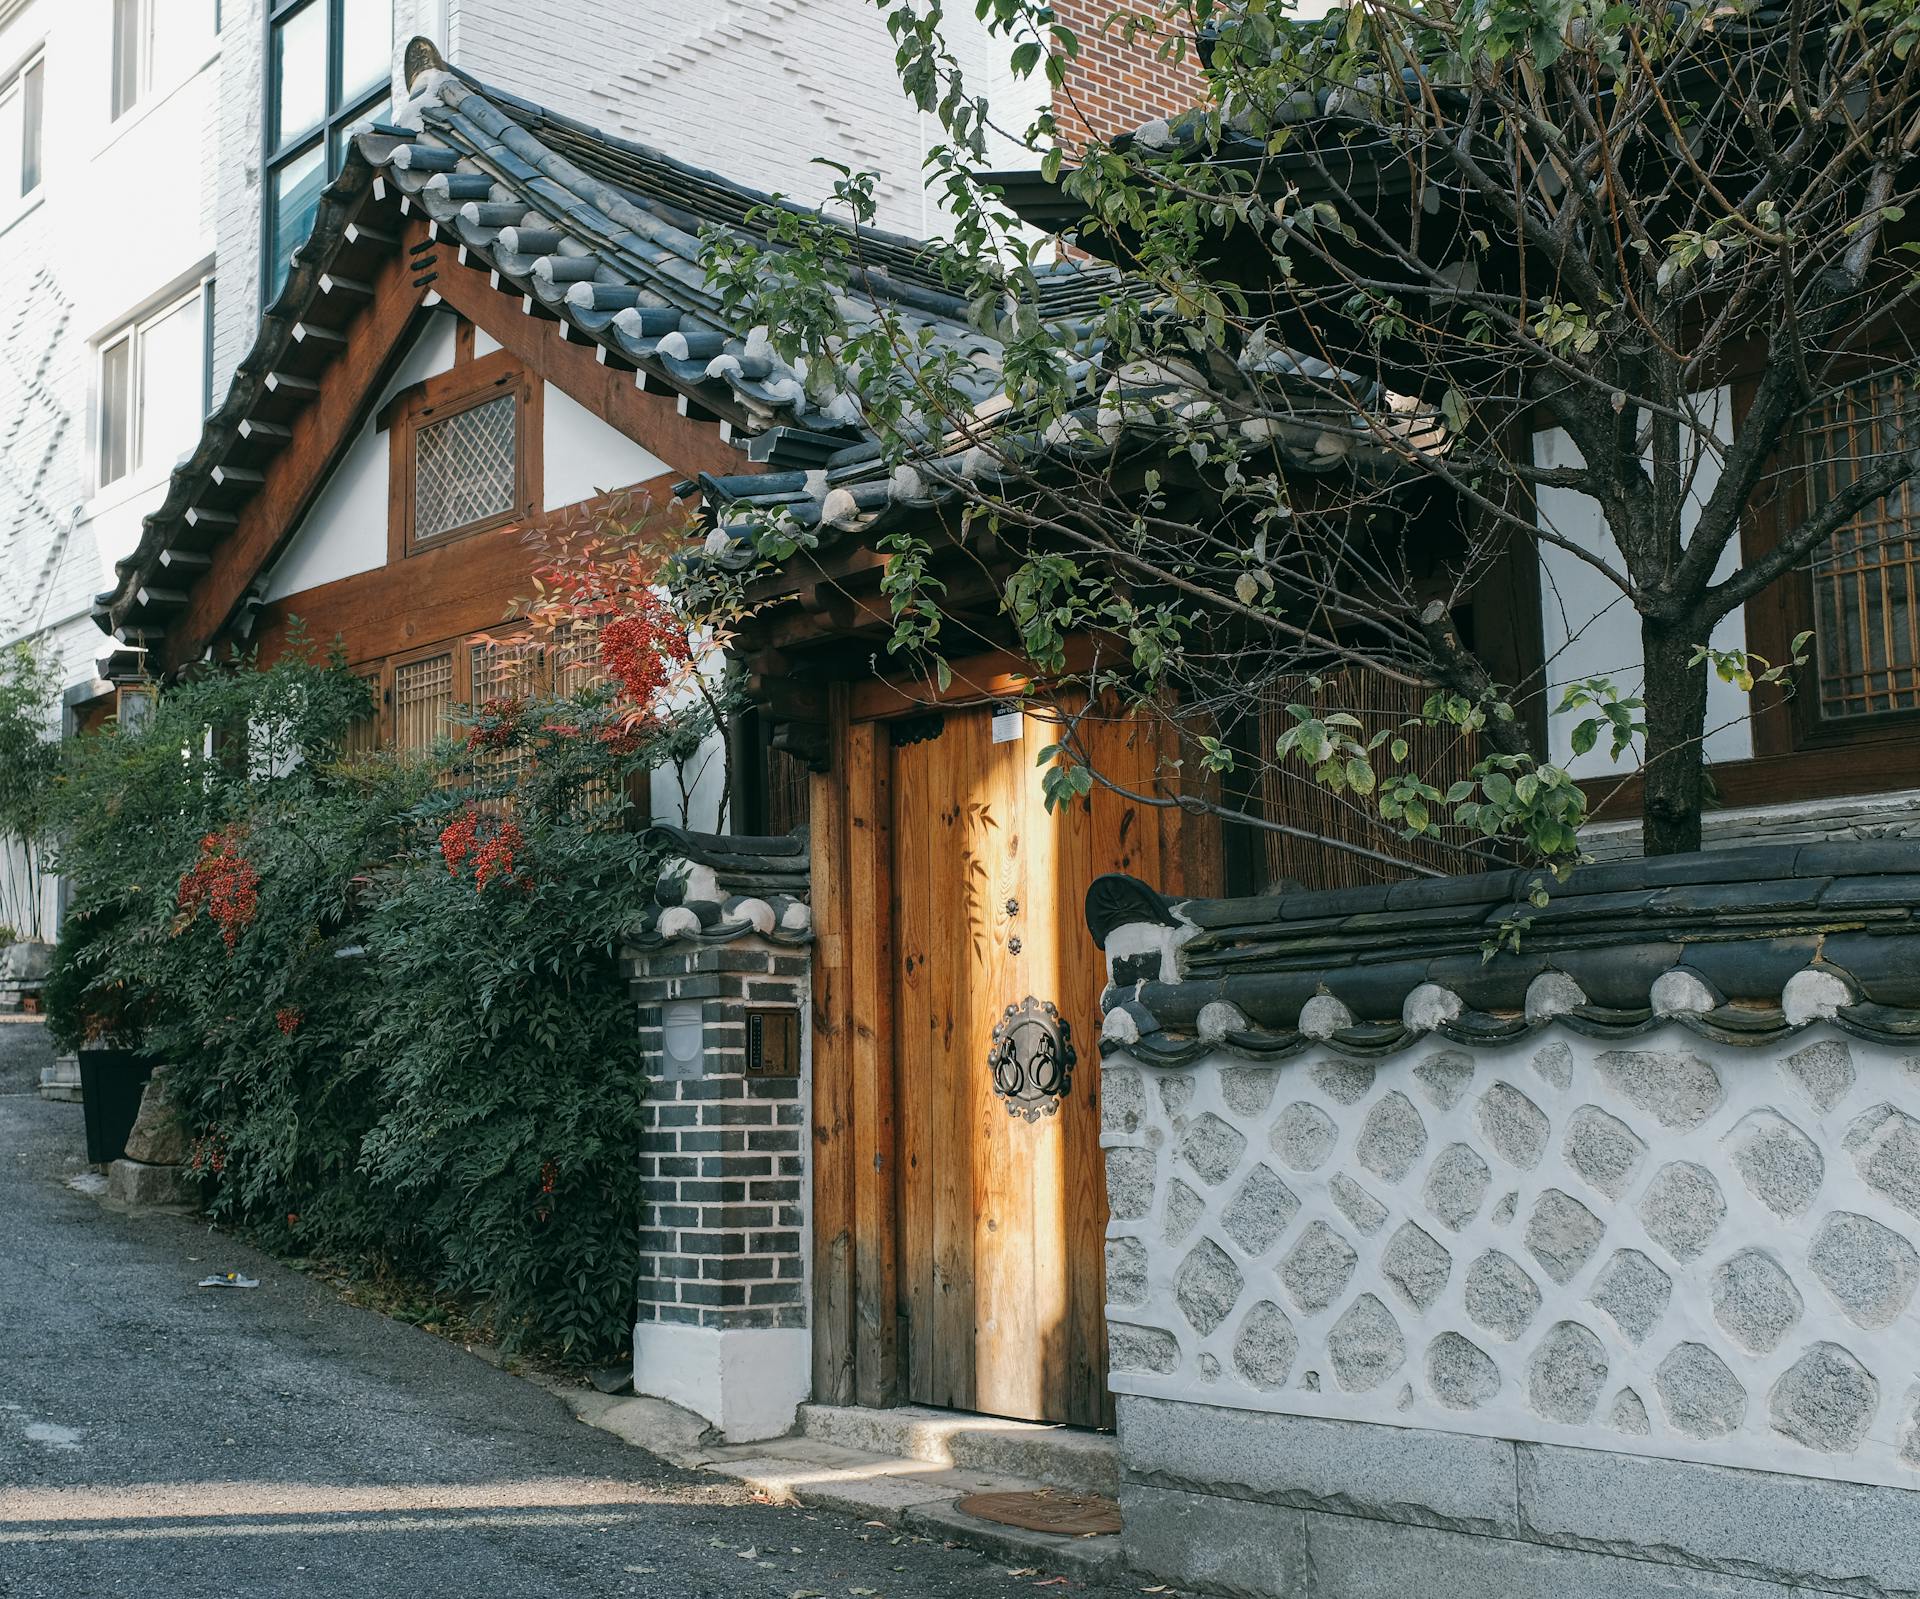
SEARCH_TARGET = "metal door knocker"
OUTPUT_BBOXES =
[989,996,1076,1121]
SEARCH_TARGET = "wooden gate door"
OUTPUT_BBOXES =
[887,704,1173,1427]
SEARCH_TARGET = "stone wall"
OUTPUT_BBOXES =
[1090,845,1920,1597]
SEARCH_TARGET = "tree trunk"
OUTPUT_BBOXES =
[1639,616,1710,856]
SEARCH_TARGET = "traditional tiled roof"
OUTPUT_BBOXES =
[631,826,811,948]
[693,340,1444,561]
[94,37,1113,651]
[94,35,1446,652]
[1088,842,1920,1064]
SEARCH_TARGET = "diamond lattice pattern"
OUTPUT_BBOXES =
[414,394,516,541]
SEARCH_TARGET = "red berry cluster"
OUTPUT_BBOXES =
[473,820,525,891]
[189,1129,228,1175]
[439,806,527,892]
[176,829,261,951]
[275,1007,304,1036]
[439,808,481,875]
[467,696,526,753]
[598,603,690,709]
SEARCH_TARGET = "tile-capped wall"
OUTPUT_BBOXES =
[628,939,809,1332]
[1102,1024,1920,1493]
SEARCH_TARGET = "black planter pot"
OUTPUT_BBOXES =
[78,1049,155,1165]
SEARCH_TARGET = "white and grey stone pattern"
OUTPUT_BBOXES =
[1092,842,1920,1597]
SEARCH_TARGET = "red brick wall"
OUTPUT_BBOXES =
[1051,0,1210,145]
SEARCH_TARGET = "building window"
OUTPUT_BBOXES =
[415,396,518,541]
[264,0,393,301]
[1804,371,1920,722]
[392,650,456,753]
[0,53,43,205]
[98,283,210,490]
[385,353,539,559]
[112,0,217,122]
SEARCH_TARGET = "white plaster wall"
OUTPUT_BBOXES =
[649,730,728,833]
[1534,388,1752,778]
[1103,1024,1920,1493]
[264,317,458,601]
[541,383,668,511]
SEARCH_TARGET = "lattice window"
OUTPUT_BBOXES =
[413,393,517,543]
[1805,373,1920,720]
[469,640,539,792]
[393,652,455,753]
[551,623,606,698]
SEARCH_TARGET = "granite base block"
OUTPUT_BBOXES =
[1117,1395,1519,1536]
[1119,1484,1307,1599]
[1519,1442,1920,1596]
[1304,1512,1804,1599]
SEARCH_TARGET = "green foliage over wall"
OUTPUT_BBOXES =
[32,642,684,1360]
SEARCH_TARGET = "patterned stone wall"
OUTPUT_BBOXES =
[1102,1024,1920,1492]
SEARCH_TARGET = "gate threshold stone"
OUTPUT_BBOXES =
[558,1390,1125,1583]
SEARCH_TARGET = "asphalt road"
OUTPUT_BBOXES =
[0,1022,1134,1599]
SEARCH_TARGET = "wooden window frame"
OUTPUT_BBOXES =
[384,350,542,564]
[385,639,461,755]
[1735,369,1920,767]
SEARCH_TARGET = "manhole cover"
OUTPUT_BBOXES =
[955,1488,1123,1538]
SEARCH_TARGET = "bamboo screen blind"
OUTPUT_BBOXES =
[1258,671,1482,893]
[1805,373,1920,720]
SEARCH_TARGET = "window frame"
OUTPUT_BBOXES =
[261,0,392,303]
[383,350,542,562]
[1737,365,1920,762]
[0,49,44,210]
[111,0,218,124]
[95,279,213,494]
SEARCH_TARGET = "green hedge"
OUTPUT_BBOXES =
[43,645,685,1359]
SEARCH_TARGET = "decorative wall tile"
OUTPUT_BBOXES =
[1102,1025,1920,1491]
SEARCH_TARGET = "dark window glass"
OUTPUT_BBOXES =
[339,0,390,101]
[271,1,326,148]
[267,143,326,299]
[264,0,393,299]
[100,338,133,487]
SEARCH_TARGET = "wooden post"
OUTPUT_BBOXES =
[846,718,898,1407]
[809,683,856,1404]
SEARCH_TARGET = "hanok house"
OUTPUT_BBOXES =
[677,0,1920,1472]
[87,37,1188,1440]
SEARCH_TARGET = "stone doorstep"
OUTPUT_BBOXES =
[797,1401,1122,1495]
[557,1392,1125,1584]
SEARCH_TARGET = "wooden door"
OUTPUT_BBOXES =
[888,703,1170,1427]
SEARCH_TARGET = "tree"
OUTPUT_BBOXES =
[701,0,1920,870]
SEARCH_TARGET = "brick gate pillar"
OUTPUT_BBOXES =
[624,827,812,1442]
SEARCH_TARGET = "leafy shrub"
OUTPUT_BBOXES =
[34,569,701,1357]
